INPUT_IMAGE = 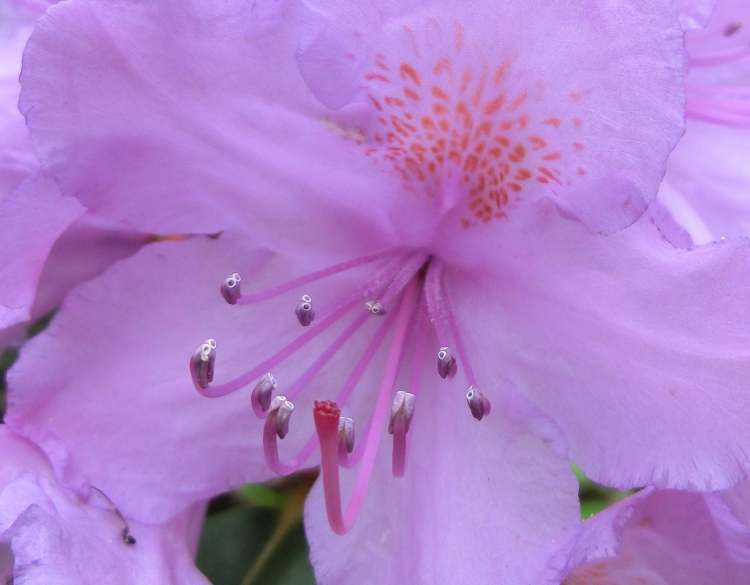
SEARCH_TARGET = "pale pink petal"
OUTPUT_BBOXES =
[560,487,750,584]
[0,426,209,585]
[298,0,686,232]
[0,176,85,330]
[19,0,401,258]
[6,229,388,522]
[660,119,750,245]
[452,201,750,490]
[305,382,580,585]
[678,0,718,29]
[0,20,37,195]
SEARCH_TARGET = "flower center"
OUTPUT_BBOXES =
[190,248,491,533]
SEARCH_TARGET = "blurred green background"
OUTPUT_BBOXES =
[0,317,629,585]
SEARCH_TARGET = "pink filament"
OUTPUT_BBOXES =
[196,298,359,398]
[391,296,427,477]
[378,252,429,310]
[391,421,408,478]
[263,311,397,475]
[284,311,371,403]
[237,249,395,305]
[423,260,453,345]
[409,298,428,397]
[263,416,318,475]
[434,261,478,387]
[315,278,420,534]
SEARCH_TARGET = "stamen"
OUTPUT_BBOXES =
[387,390,416,434]
[189,339,216,389]
[338,416,356,456]
[424,261,458,378]
[315,278,420,534]
[378,252,429,311]
[436,346,458,379]
[236,249,397,305]
[388,390,416,478]
[262,311,396,476]
[268,395,295,439]
[466,386,492,421]
[433,260,493,420]
[295,294,316,326]
[191,297,359,398]
[250,372,277,417]
[438,264,478,387]
[220,272,242,305]
[366,300,385,315]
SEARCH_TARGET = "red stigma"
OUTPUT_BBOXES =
[314,400,341,436]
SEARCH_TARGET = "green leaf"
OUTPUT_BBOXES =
[198,471,317,585]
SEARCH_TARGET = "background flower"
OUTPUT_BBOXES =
[0,425,209,585]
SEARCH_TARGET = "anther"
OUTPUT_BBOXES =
[251,372,277,414]
[436,346,457,379]
[220,272,242,304]
[295,294,316,326]
[388,390,416,435]
[338,416,355,455]
[269,395,295,439]
[366,300,386,316]
[189,339,217,389]
[466,386,491,421]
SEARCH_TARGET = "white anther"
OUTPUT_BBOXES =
[388,390,416,435]
[269,395,295,439]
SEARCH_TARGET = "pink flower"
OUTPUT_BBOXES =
[7,0,750,581]
[658,0,750,244]
[558,483,750,584]
[0,0,146,346]
[0,425,208,585]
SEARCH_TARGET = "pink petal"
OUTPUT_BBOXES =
[0,426,209,585]
[661,120,750,244]
[19,0,400,258]
[6,229,384,522]
[305,382,580,585]
[678,0,718,29]
[6,233,272,522]
[561,487,750,584]
[0,176,85,330]
[298,0,686,232]
[0,21,37,196]
[452,201,750,491]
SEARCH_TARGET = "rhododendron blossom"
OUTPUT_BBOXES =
[0,426,208,585]
[6,0,750,583]
[558,484,750,584]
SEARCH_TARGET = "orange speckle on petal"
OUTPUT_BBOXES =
[483,94,506,116]
[403,87,420,101]
[365,73,390,83]
[399,63,422,86]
